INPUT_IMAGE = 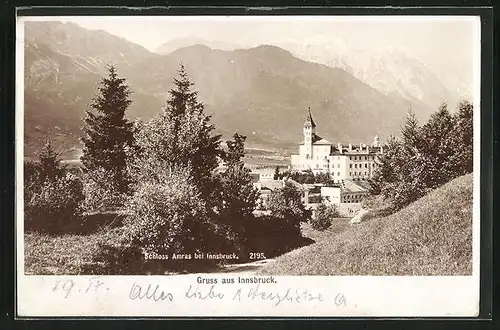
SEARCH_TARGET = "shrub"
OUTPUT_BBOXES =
[267,182,311,235]
[124,170,213,260]
[310,202,337,231]
[83,227,146,275]
[25,173,84,233]
[244,215,312,259]
[81,167,127,214]
[372,102,474,211]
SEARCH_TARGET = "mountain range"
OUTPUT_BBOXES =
[271,39,466,110]
[24,21,452,159]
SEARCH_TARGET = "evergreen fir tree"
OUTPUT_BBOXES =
[162,63,221,193]
[401,108,422,152]
[445,101,473,176]
[215,133,259,248]
[35,139,66,183]
[129,64,221,197]
[369,135,400,195]
[80,65,134,194]
[421,103,457,186]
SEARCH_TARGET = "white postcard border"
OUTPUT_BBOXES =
[15,14,482,318]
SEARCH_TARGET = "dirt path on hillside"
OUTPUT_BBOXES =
[216,259,276,275]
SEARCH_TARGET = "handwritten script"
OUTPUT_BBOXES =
[50,278,347,308]
[129,282,174,302]
[184,283,346,307]
[52,277,108,298]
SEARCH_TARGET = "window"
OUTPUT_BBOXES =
[349,156,352,160]
[316,164,319,168]
[349,172,352,176]
[337,164,340,168]
[337,172,340,176]
[349,164,352,168]
[355,164,358,168]
[365,163,368,168]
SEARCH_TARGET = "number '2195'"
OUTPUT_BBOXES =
[249,252,266,260]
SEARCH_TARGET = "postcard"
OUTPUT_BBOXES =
[16,13,481,317]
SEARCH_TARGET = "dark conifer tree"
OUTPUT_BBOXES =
[446,101,474,176]
[215,133,259,248]
[81,65,134,194]
[161,63,222,193]
[401,108,422,152]
[35,139,66,183]
[421,103,456,186]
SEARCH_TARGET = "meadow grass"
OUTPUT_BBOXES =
[24,231,104,275]
[258,174,473,276]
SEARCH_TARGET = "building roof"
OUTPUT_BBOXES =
[313,138,332,145]
[287,179,308,192]
[299,134,330,145]
[343,179,370,193]
[249,173,260,183]
[304,106,316,128]
[259,180,284,191]
[331,144,383,155]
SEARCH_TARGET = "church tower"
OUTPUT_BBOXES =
[303,106,316,160]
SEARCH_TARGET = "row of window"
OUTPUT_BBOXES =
[343,199,362,203]
[306,155,377,161]
[350,163,370,169]
[349,156,375,161]
[349,172,369,176]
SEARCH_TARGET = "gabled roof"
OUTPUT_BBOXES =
[313,138,332,145]
[300,134,331,145]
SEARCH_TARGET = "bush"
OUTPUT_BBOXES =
[310,202,337,231]
[124,170,213,260]
[267,182,311,235]
[81,167,127,214]
[244,215,313,259]
[372,102,474,211]
[25,173,85,233]
[83,227,146,275]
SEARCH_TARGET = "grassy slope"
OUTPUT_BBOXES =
[259,174,473,276]
[24,232,103,275]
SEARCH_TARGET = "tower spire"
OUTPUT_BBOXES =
[305,106,316,128]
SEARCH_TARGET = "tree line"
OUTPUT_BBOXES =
[274,168,335,185]
[369,102,473,211]
[24,64,310,273]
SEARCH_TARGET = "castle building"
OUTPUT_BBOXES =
[290,107,383,183]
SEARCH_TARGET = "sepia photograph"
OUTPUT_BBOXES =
[16,12,482,317]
